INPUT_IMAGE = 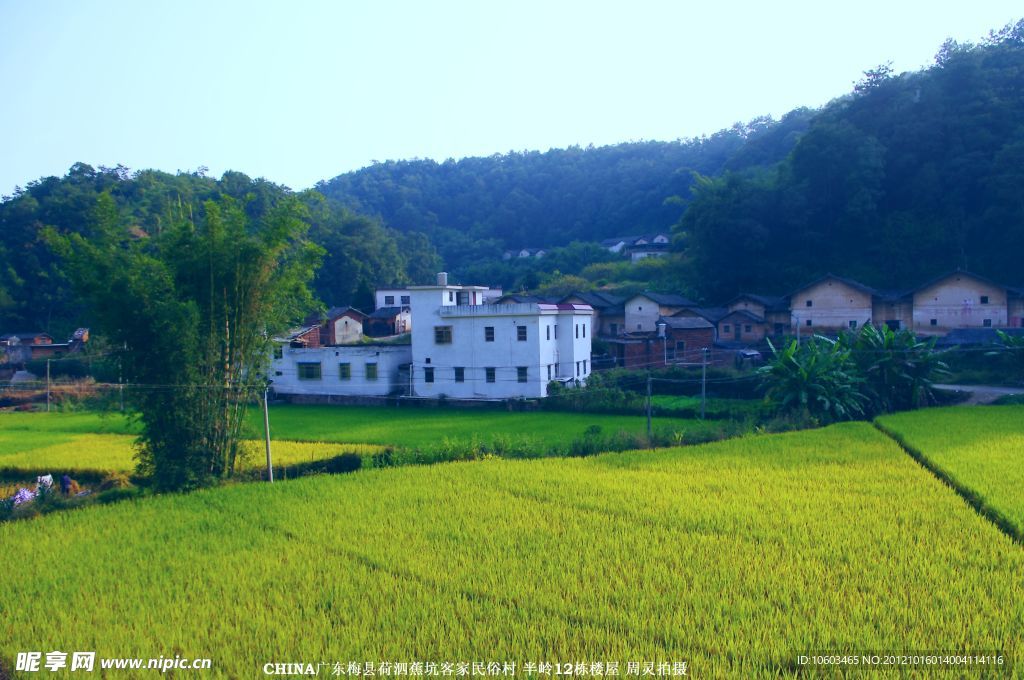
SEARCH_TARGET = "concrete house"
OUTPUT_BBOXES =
[270,343,412,398]
[408,274,593,399]
[375,288,412,310]
[365,307,411,338]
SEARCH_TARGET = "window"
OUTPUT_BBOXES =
[849,320,857,329]
[806,300,813,307]
[723,324,731,334]
[273,345,283,360]
[448,291,454,302]
[484,326,495,342]
[517,366,528,383]
[485,367,495,383]
[424,367,434,383]
[517,325,527,341]
[744,324,752,333]
[575,324,579,339]
[983,319,992,327]
[805,319,812,327]
[583,360,587,374]
[675,340,686,358]
[637,324,642,331]
[981,296,989,304]
[576,361,581,377]
[297,362,321,380]
[339,363,351,380]
[610,323,618,335]
[547,365,552,380]
[554,363,560,376]
[454,367,465,383]
[930,319,938,326]
[384,295,395,305]
[434,326,452,344]
[582,324,586,338]
[400,295,410,305]
[365,362,378,380]
[554,325,558,339]
[546,325,550,341]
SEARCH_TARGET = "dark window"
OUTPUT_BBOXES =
[575,324,579,339]
[454,367,465,383]
[610,323,618,335]
[805,319,812,327]
[365,362,378,380]
[576,361,581,377]
[547,365,552,380]
[583,360,587,374]
[517,326,527,341]
[744,324,752,333]
[484,326,495,342]
[400,295,410,305]
[637,324,642,331]
[983,319,992,327]
[546,326,550,341]
[849,320,857,329]
[424,367,434,383]
[384,295,395,305]
[434,326,452,344]
[582,324,586,338]
[273,345,283,360]
[448,291,454,302]
[297,362,321,380]
[930,319,938,326]
[981,296,989,304]
[485,367,495,383]
[806,300,813,307]
[723,324,731,333]
[517,367,527,383]
[339,363,351,380]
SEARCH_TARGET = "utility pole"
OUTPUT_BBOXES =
[46,359,51,412]
[118,358,124,412]
[646,373,653,439]
[700,347,709,420]
[263,383,274,483]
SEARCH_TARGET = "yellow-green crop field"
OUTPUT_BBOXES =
[0,430,382,475]
[878,404,1024,538]
[1,422,1021,678]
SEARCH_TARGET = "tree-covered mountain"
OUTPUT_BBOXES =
[680,20,1024,301]
[0,166,439,337]
[315,111,813,273]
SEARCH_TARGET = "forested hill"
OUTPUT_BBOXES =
[682,21,1024,301]
[315,112,813,269]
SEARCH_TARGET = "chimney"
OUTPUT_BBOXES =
[437,272,448,286]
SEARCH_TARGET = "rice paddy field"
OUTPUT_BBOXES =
[877,404,1024,539]
[1,421,1022,677]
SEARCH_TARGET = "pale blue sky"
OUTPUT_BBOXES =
[1,1,1020,196]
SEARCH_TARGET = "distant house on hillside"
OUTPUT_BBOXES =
[601,234,671,260]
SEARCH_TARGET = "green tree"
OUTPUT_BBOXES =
[844,324,948,414]
[759,337,868,423]
[48,192,322,490]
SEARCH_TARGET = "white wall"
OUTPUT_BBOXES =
[790,279,872,332]
[271,344,411,397]
[912,274,1007,333]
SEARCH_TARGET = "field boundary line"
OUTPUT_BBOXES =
[873,421,1022,546]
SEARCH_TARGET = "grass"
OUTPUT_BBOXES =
[1,423,1021,677]
[877,404,1024,539]
[0,405,708,450]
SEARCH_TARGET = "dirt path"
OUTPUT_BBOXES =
[934,384,1024,405]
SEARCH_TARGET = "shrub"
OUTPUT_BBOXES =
[324,453,362,474]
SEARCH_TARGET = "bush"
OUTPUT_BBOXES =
[324,453,362,474]
[96,487,139,504]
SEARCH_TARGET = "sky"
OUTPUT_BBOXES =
[1,1,1021,196]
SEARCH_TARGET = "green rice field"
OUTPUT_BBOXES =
[877,404,1024,538]
[1,422,1021,677]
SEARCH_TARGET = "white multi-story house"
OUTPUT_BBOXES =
[407,274,593,399]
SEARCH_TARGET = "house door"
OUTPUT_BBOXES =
[734,324,741,340]
[885,320,900,331]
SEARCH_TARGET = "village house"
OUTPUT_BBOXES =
[786,274,877,333]
[270,342,412,398]
[319,307,367,345]
[560,291,626,337]
[408,273,593,399]
[365,306,411,337]
[624,292,695,333]
[605,315,714,369]
[0,329,90,364]
[910,271,1012,334]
